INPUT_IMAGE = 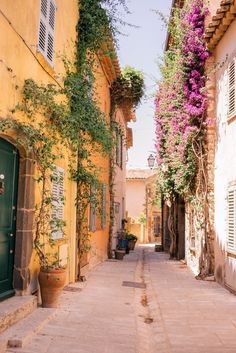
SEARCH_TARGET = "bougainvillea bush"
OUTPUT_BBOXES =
[155,0,209,200]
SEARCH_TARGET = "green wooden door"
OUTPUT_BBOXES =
[0,138,19,301]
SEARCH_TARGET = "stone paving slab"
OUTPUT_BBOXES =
[4,246,236,353]
[147,249,236,353]
[6,252,140,353]
[2,308,55,348]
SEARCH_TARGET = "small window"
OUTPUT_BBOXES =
[153,215,160,236]
[51,166,64,240]
[189,209,195,249]
[101,184,106,229]
[89,186,96,232]
[228,59,236,119]
[116,131,123,169]
[227,186,236,255]
[38,0,56,65]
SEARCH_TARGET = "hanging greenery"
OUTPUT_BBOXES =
[111,66,145,110]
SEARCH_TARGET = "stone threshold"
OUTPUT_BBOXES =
[0,296,37,335]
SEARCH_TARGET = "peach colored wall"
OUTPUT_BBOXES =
[111,108,128,249]
[84,56,112,269]
[126,179,146,220]
[126,178,146,243]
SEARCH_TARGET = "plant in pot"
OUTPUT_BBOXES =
[21,130,68,309]
[115,230,127,260]
[111,66,145,120]
[34,164,67,308]
[126,233,138,251]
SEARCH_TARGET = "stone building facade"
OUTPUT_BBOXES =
[163,0,236,292]
[205,0,236,290]
[0,0,129,302]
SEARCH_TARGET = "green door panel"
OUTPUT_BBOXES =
[0,138,19,301]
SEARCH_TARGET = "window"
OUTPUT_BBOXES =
[116,131,123,169]
[101,184,106,229]
[153,215,160,236]
[227,59,236,119]
[189,209,195,250]
[51,166,64,240]
[227,186,236,254]
[114,202,122,229]
[89,186,96,232]
[38,0,56,64]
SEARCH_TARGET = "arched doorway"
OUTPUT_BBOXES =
[0,138,19,301]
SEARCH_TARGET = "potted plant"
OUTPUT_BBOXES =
[126,233,138,251]
[115,230,127,260]
[37,252,67,309]
[33,160,67,308]
[114,249,126,260]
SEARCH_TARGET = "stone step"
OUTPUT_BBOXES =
[0,307,56,351]
[0,296,37,334]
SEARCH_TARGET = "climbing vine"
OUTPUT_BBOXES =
[155,0,213,275]
[0,0,141,274]
[0,0,145,274]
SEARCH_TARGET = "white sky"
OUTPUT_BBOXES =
[117,0,173,169]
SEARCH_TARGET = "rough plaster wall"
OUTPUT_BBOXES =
[214,19,236,290]
[185,53,216,276]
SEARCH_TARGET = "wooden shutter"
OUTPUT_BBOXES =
[228,60,236,119]
[51,166,64,240]
[220,70,228,122]
[120,135,123,169]
[228,187,236,254]
[38,0,56,64]
[89,186,96,232]
[101,185,106,229]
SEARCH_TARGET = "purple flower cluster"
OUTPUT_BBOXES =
[183,0,209,119]
[154,0,209,193]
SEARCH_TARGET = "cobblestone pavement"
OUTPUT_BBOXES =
[6,245,236,353]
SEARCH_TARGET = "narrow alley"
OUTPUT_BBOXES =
[2,246,236,353]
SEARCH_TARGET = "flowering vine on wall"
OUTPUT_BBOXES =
[155,0,215,273]
[155,0,209,199]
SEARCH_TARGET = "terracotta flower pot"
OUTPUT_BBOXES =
[39,268,66,308]
[128,240,136,251]
[115,250,125,260]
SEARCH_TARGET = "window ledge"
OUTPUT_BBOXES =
[227,114,236,125]
[227,251,236,259]
[36,51,55,77]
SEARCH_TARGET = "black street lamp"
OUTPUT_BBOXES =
[147,154,155,169]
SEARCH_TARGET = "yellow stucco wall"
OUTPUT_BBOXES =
[0,0,78,291]
[85,56,112,270]
[0,0,119,291]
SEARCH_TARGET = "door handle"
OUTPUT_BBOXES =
[0,174,4,195]
[10,250,14,254]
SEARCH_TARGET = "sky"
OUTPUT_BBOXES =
[117,0,173,169]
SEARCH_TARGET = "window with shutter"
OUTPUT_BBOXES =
[101,185,106,229]
[38,0,56,65]
[115,131,123,169]
[228,59,236,120]
[89,186,96,232]
[51,166,64,240]
[227,186,236,255]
